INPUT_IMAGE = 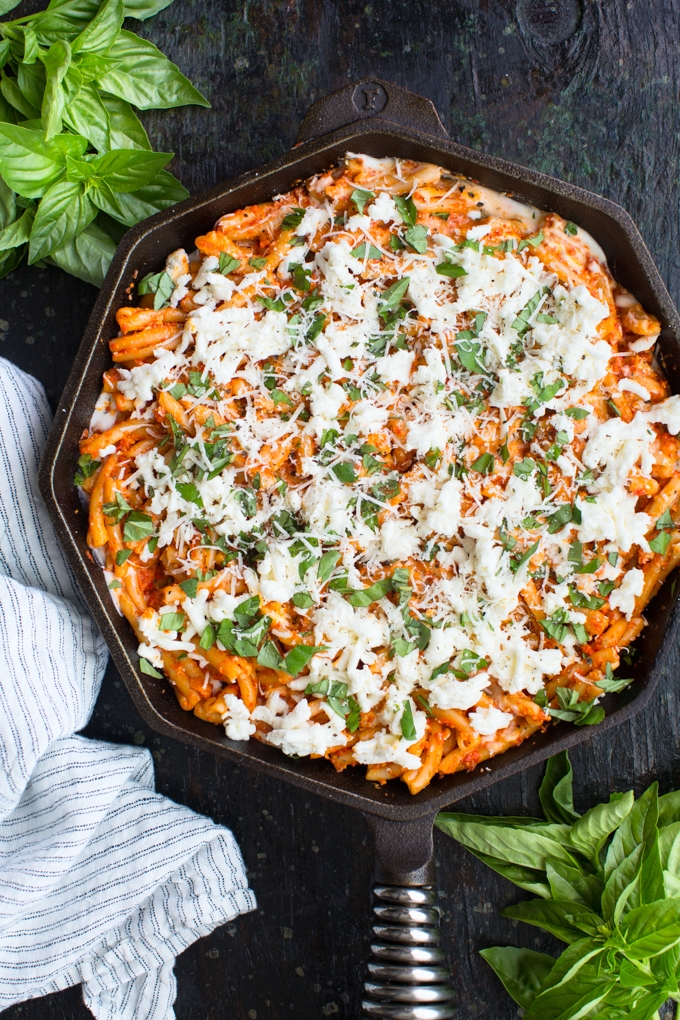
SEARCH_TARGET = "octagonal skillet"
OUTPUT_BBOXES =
[39,79,680,1017]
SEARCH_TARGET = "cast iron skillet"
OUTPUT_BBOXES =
[39,78,680,1018]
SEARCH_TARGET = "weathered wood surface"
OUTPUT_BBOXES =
[2,0,680,1016]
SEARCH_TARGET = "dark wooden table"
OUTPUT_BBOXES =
[3,1,680,1016]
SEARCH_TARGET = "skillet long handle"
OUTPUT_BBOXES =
[295,77,449,145]
[361,815,456,1019]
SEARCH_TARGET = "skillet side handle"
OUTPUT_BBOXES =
[360,814,456,1019]
[295,77,449,145]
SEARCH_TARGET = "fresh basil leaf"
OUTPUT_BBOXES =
[659,790,680,828]
[0,123,73,198]
[100,93,151,149]
[479,946,555,1010]
[28,179,96,262]
[123,0,174,18]
[501,898,603,944]
[568,791,635,866]
[601,844,644,925]
[394,194,417,226]
[32,0,101,43]
[122,510,153,542]
[233,595,259,628]
[0,204,34,252]
[40,38,72,139]
[47,217,116,286]
[95,30,209,109]
[434,816,578,871]
[539,750,581,825]
[616,897,680,960]
[139,655,163,677]
[71,0,124,55]
[605,784,659,882]
[16,59,46,111]
[522,945,612,1020]
[545,861,604,912]
[465,848,551,898]
[61,78,112,151]
[0,76,39,119]
[282,644,324,677]
[89,148,173,190]
[103,169,187,225]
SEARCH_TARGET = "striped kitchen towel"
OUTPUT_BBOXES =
[0,356,256,1019]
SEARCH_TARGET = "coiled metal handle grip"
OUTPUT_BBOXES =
[361,885,456,1019]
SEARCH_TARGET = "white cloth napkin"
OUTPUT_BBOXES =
[0,356,256,1018]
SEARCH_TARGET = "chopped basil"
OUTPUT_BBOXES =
[108,579,122,589]
[517,230,544,252]
[379,277,410,311]
[257,641,283,670]
[139,657,163,678]
[608,551,619,566]
[454,339,486,374]
[282,207,306,230]
[513,458,535,480]
[351,188,375,214]
[400,700,417,740]
[511,287,548,336]
[436,261,467,278]
[176,482,204,508]
[650,530,672,555]
[248,256,267,269]
[283,643,325,677]
[345,577,393,607]
[123,512,154,543]
[332,462,357,484]
[199,624,216,650]
[572,622,589,645]
[138,270,175,310]
[116,549,132,566]
[433,211,450,220]
[470,452,494,475]
[180,578,198,598]
[394,195,417,226]
[657,509,675,530]
[404,224,428,253]
[510,540,540,574]
[607,399,622,417]
[103,491,132,523]
[564,221,578,236]
[218,253,241,275]
[234,488,257,518]
[306,313,326,343]
[159,611,185,631]
[317,550,341,582]
[564,406,589,419]
[540,609,570,643]
[351,242,383,260]
[74,453,100,486]
[292,591,315,609]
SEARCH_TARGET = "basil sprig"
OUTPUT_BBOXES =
[0,0,208,286]
[437,750,680,1020]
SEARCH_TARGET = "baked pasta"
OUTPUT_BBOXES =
[78,153,680,795]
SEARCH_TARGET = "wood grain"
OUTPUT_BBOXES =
[2,0,680,1016]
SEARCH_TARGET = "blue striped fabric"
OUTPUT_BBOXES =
[0,357,256,1018]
